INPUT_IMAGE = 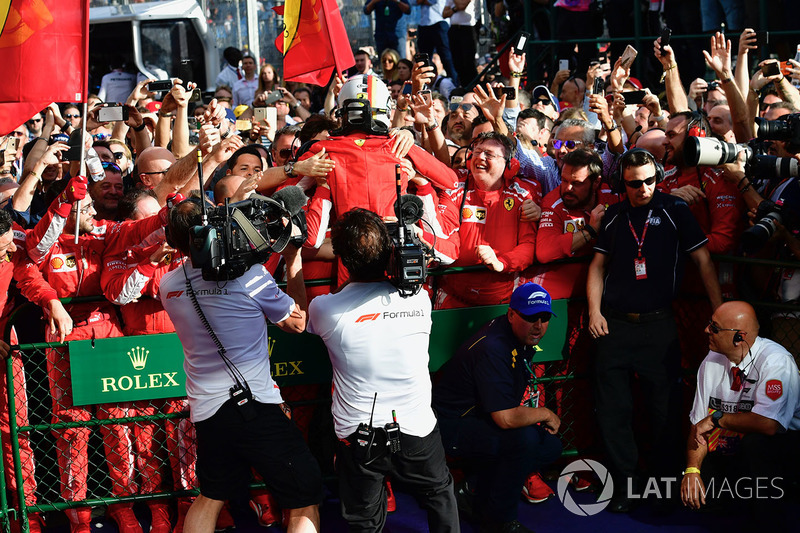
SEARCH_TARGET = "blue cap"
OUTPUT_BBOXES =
[224,108,236,123]
[509,283,555,317]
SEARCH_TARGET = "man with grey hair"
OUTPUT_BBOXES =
[515,118,621,196]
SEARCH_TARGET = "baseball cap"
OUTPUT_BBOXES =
[532,85,559,111]
[145,101,162,114]
[509,283,556,318]
[233,105,249,118]
[625,77,643,90]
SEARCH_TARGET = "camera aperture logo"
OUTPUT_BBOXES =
[558,459,613,516]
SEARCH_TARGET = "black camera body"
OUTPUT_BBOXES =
[189,195,292,281]
[756,113,800,149]
[742,179,800,253]
[386,191,431,297]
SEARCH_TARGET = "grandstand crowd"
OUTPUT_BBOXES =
[2,2,800,531]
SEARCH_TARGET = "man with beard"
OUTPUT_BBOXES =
[444,99,475,148]
[533,149,619,300]
[658,111,743,255]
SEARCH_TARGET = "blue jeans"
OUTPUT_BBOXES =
[700,0,745,32]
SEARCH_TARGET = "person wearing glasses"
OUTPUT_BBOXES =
[25,175,169,533]
[433,282,562,533]
[681,301,800,525]
[587,148,722,513]
[26,112,44,141]
[434,132,538,310]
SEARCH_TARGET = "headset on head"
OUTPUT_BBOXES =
[464,137,520,181]
[460,138,520,223]
[613,148,665,194]
[687,111,708,138]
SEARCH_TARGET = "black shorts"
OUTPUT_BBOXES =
[194,398,323,507]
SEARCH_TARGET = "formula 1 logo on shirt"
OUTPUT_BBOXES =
[765,379,783,401]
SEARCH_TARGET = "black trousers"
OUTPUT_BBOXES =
[593,315,683,491]
[700,431,800,526]
[336,425,459,532]
[448,24,477,88]
[417,21,459,87]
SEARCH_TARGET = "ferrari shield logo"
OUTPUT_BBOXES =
[354,139,366,147]
[504,198,514,211]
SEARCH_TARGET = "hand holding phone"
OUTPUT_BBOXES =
[761,61,780,77]
[559,59,569,72]
[513,32,530,55]
[493,86,517,100]
[619,45,639,69]
[97,105,129,122]
[414,53,431,70]
[660,27,672,48]
[592,78,604,95]
[148,80,173,92]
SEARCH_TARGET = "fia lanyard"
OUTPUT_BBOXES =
[627,209,652,259]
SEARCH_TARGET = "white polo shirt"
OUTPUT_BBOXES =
[690,336,800,435]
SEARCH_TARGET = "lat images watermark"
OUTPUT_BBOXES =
[557,459,614,516]
[558,459,785,516]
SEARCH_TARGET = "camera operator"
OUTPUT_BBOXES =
[159,199,322,533]
[307,208,458,532]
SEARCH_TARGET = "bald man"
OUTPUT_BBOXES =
[682,301,800,523]
[136,147,177,199]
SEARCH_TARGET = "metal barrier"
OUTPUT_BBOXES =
[3,254,800,532]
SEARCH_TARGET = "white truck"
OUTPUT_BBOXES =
[89,0,218,92]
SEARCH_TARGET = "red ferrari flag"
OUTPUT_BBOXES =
[0,0,89,135]
[274,0,354,85]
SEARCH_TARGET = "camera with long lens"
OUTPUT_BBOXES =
[386,167,432,297]
[741,179,800,254]
[683,137,799,179]
[189,194,295,281]
[756,113,800,149]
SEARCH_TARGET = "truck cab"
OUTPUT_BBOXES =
[89,0,217,93]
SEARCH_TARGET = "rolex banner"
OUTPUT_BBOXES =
[69,331,333,405]
[69,334,187,405]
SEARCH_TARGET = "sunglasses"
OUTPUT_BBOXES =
[112,151,125,161]
[516,310,552,323]
[65,113,81,119]
[707,320,739,335]
[93,133,111,141]
[278,148,293,160]
[449,103,474,113]
[552,139,583,150]
[28,118,43,123]
[101,161,121,173]
[624,175,657,189]
[11,131,26,137]
[141,166,171,176]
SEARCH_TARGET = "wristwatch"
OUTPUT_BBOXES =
[284,161,297,177]
[711,410,724,429]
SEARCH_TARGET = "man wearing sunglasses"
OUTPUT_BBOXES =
[434,283,562,533]
[587,148,722,513]
[682,301,800,525]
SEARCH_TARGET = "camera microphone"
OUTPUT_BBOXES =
[399,194,424,225]
[271,185,307,216]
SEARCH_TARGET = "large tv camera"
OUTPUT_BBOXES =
[386,165,432,297]
[189,187,307,281]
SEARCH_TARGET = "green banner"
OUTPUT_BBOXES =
[69,300,567,405]
[70,334,187,406]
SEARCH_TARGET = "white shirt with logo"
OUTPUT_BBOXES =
[159,263,294,422]
[690,336,800,433]
[308,281,437,439]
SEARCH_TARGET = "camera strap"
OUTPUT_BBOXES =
[181,262,249,391]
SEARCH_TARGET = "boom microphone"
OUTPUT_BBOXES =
[271,186,307,216]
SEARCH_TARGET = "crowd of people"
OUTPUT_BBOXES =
[2,7,800,532]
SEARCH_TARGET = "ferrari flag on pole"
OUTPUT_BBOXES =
[0,0,89,135]
[274,0,354,85]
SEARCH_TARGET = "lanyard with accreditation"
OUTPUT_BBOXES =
[627,209,652,280]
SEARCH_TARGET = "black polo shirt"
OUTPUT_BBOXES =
[594,191,707,313]
[433,315,535,420]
